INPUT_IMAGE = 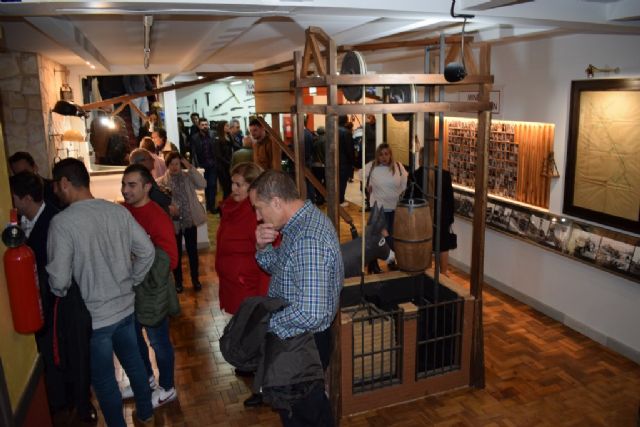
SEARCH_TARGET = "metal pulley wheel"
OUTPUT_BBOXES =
[389,84,416,122]
[340,51,367,102]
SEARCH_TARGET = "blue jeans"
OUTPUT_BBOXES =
[135,317,175,390]
[90,313,152,427]
[203,166,218,212]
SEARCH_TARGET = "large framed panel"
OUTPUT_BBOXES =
[564,79,640,232]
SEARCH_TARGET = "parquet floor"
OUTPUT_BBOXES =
[87,201,639,427]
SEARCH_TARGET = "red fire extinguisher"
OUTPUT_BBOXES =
[283,115,293,139]
[2,209,43,334]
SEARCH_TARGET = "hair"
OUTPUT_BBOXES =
[154,128,167,142]
[249,118,262,128]
[52,158,90,188]
[230,119,241,127]
[198,117,209,124]
[8,151,36,168]
[164,151,181,166]
[129,148,153,165]
[139,136,155,152]
[230,162,263,186]
[123,163,154,186]
[338,115,348,127]
[215,120,228,136]
[373,143,399,175]
[249,169,299,202]
[190,112,199,118]
[9,171,44,202]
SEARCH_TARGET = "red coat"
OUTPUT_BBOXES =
[216,196,270,314]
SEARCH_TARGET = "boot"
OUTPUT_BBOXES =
[367,260,382,274]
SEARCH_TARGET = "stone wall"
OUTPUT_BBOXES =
[0,51,67,178]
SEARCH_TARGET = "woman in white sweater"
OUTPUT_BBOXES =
[363,143,407,253]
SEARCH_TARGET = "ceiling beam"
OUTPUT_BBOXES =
[179,16,259,72]
[607,0,640,21]
[25,16,110,70]
[333,17,452,46]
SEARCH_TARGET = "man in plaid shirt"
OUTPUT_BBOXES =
[250,170,343,426]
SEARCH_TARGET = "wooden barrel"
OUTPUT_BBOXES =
[393,199,433,272]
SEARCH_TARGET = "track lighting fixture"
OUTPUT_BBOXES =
[444,0,474,83]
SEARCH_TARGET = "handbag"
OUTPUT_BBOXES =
[448,226,458,250]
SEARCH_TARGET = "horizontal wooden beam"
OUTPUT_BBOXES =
[297,74,493,88]
[341,35,469,53]
[318,101,493,115]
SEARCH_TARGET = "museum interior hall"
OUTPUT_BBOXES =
[0,0,639,426]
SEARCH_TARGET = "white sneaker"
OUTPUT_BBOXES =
[121,375,156,400]
[152,386,177,408]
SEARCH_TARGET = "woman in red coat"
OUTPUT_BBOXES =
[216,162,270,314]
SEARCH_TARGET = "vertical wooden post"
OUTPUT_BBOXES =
[326,38,339,230]
[470,43,491,389]
[293,51,307,198]
[270,114,282,171]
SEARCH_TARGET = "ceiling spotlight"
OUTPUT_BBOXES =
[444,0,474,83]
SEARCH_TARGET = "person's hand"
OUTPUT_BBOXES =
[256,223,279,250]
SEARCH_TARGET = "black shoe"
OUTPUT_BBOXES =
[175,284,184,293]
[234,368,255,377]
[367,260,382,274]
[193,281,202,291]
[387,261,399,271]
[243,393,263,407]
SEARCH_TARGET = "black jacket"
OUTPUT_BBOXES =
[220,296,325,412]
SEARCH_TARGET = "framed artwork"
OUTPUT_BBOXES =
[564,78,640,233]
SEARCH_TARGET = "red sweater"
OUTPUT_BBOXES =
[125,201,179,270]
[216,196,270,314]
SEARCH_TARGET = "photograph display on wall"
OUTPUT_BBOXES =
[453,186,640,284]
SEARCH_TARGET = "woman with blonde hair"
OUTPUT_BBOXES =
[363,143,407,271]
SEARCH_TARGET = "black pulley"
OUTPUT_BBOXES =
[389,85,415,122]
[340,51,367,102]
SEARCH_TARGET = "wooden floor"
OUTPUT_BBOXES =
[86,203,639,427]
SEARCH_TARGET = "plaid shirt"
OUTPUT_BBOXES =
[256,200,344,339]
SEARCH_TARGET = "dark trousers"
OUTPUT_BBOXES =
[218,163,232,200]
[311,166,325,204]
[383,210,395,249]
[338,167,352,203]
[203,166,218,212]
[173,225,199,286]
[278,328,334,427]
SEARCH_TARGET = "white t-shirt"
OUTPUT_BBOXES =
[363,161,408,211]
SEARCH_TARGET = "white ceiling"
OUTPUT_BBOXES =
[1,0,639,79]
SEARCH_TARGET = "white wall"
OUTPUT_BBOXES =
[381,34,640,362]
[455,34,640,362]
[176,80,254,133]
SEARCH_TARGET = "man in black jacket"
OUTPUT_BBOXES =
[190,117,218,213]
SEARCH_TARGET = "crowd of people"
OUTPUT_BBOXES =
[6,111,454,427]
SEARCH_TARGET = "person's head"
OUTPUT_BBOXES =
[190,113,199,126]
[8,151,37,175]
[165,151,182,175]
[9,172,44,218]
[215,120,229,137]
[229,119,241,135]
[152,128,167,150]
[316,126,325,135]
[375,143,393,167]
[129,148,155,172]
[366,114,376,125]
[51,158,90,205]
[177,117,185,129]
[248,170,300,230]
[230,162,263,203]
[139,136,155,152]
[248,118,265,141]
[198,118,209,132]
[338,115,348,127]
[121,164,153,207]
[147,111,158,124]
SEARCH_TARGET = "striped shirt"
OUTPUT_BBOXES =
[256,200,344,338]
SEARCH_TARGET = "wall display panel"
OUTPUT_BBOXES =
[564,79,640,233]
[443,117,554,208]
[453,187,640,284]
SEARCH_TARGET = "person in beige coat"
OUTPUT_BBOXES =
[157,151,207,293]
